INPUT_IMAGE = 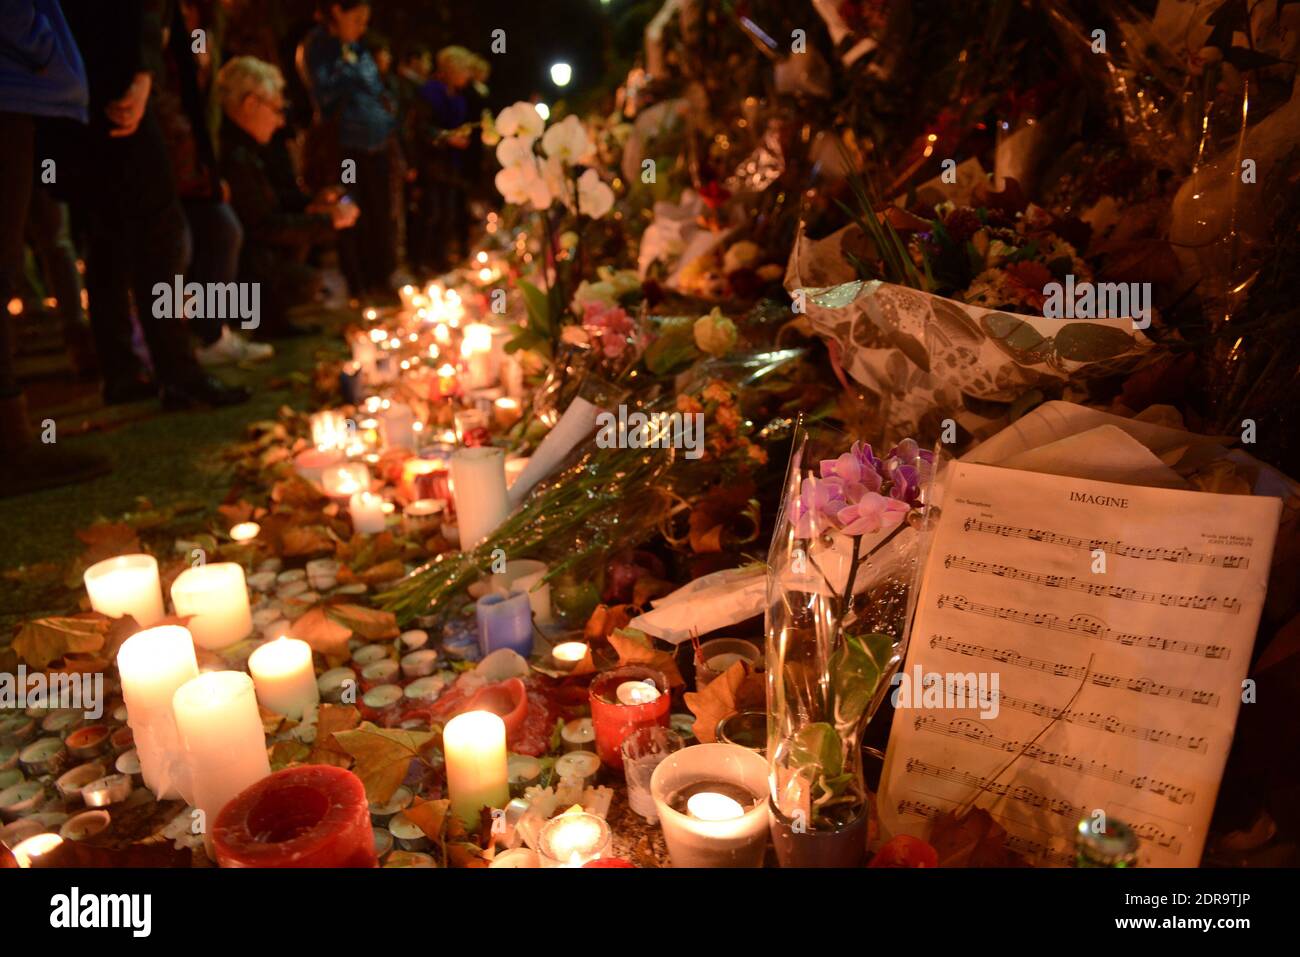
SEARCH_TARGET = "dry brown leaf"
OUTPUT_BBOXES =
[584,604,635,642]
[333,722,435,805]
[309,704,361,767]
[683,661,752,743]
[608,628,683,687]
[289,606,352,656]
[281,525,336,557]
[404,798,451,841]
[326,603,399,640]
[12,616,110,670]
[929,808,1029,867]
[355,559,406,585]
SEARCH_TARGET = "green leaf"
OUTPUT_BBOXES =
[1053,322,1139,362]
[519,280,552,336]
[643,316,699,375]
[829,632,894,735]
[790,722,843,780]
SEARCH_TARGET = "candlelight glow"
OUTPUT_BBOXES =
[686,791,745,822]
[230,522,260,543]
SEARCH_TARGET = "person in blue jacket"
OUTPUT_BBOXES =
[297,0,397,298]
[0,0,112,496]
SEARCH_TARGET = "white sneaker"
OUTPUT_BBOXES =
[195,327,275,367]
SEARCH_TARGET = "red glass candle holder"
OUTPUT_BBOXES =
[589,666,671,771]
[214,765,377,868]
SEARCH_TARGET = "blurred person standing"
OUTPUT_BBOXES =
[49,0,249,409]
[0,0,112,495]
[414,45,476,274]
[298,0,397,299]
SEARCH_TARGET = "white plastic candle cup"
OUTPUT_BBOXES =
[489,559,552,624]
[83,554,164,627]
[450,446,508,548]
[349,490,388,535]
[248,637,320,719]
[170,563,252,650]
[621,726,684,824]
[650,743,769,867]
[116,625,199,800]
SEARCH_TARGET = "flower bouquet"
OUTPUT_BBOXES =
[765,421,940,866]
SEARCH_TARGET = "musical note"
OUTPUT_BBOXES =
[943,554,1239,614]
[905,758,1084,819]
[935,594,1231,660]
[962,518,1250,569]
[927,635,1221,706]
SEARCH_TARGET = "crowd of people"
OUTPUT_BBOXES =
[0,0,496,496]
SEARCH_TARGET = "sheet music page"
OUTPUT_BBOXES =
[878,462,1282,866]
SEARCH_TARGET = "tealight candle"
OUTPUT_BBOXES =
[172,672,271,850]
[552,641,589,671]
[450,447,509,548]
[229,522,260,543]
[83,554,164,627]
[249,637,320,719]
[443,711,509,828]
[493,396,522,429]
[116,625,199,800]
[80,773,132,808]
[401,498,444,538]
[318,667,357,704]
[555,751,601,789]
[538,810,610,867]
[561,718,595,752]
[60,809,110,842]
[11,832,63,867]
[507,754,543,797]
[616,680,661,706]
[348,490,387,535]
[170,563,253,650]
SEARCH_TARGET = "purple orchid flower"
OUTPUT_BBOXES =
[836,492,910,536]
[792,475,848,537]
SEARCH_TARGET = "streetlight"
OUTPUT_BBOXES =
[550,62,572,87]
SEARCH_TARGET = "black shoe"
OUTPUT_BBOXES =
[160,374,251,410]
[0,443,112,498]
[103,375,159,405]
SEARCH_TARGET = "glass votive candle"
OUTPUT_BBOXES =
[402,499,444,538]
[493,397,522,429]
[403,456,452,503]
[694,638,762,688]
[650,742,769,867]
[589,666,671,770]
[621,726,684,824]
[322,463,370,501]
[453,407,491,446]
[537,810,611,867]
[83,554,164,627]
[475,592,533,658]
[715,710,767,753]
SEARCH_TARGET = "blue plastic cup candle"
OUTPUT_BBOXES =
[476,591,533,657]
[339,362,365,404]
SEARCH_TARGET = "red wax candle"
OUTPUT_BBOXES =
[589,666,671,770]
[213,765,377,868]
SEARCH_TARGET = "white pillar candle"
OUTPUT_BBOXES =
[490,559,552,624]
[248,637,320,720]
[116,625,199,801]
[170,563,253,650]
[349,490,388,535]
[443,710,509,828]
[507,396,604,507]
[172,672,271,849]
[83,554,164,627]
[322,462,370,501]
[461,323,496,389]
[450,447,509,549]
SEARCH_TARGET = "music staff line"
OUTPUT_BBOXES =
[912,714,1197,806]
[928,635,1221,708]
[995,690,1210,755]
[943,554,1243,614]
[895,797,1075,866]
[936,594,1232,660]
[962,517,1250,570]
